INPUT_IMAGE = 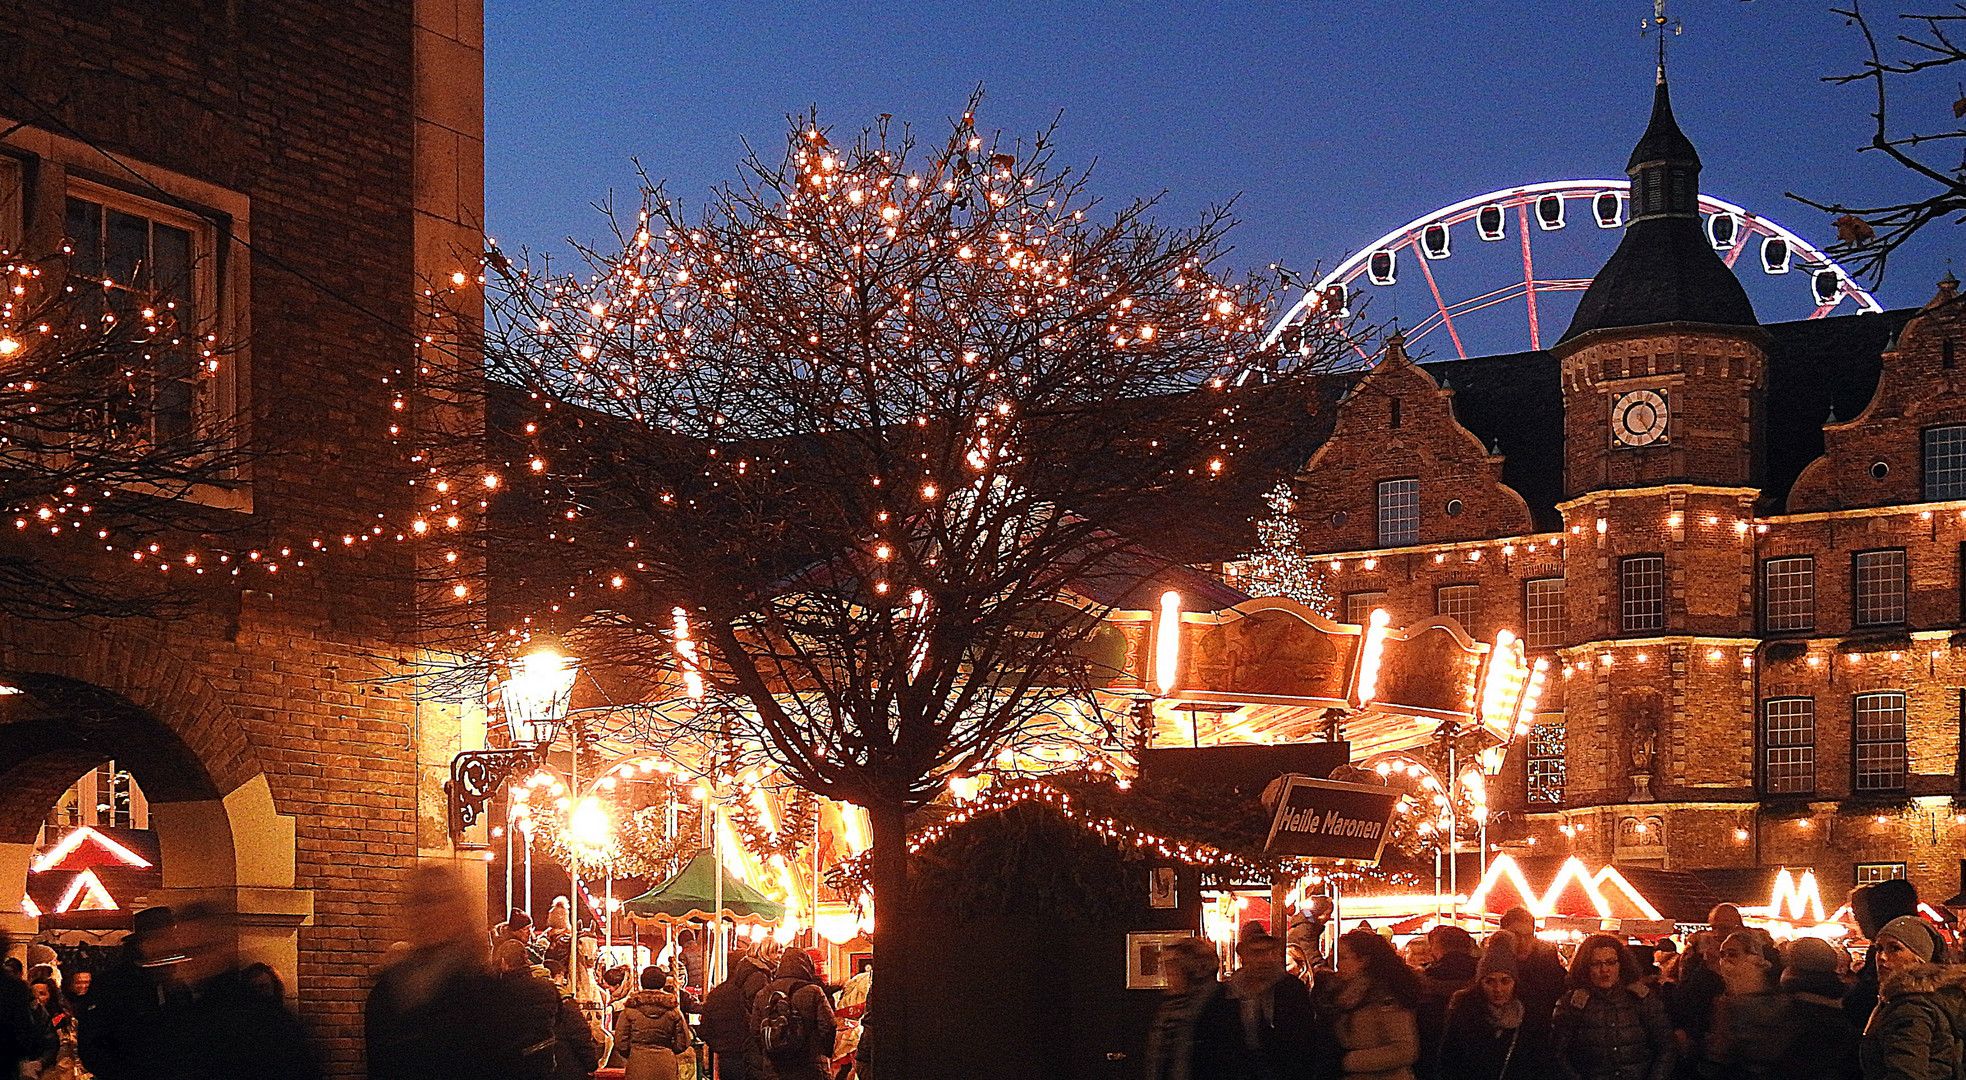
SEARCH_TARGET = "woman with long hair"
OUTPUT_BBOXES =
[1332,929,1423,1080]
[29,977,79,1080]
[1552,934,1674,1080]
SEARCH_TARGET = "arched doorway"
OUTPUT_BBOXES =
[0,671,310,989]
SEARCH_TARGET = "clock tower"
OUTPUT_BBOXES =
[1554,70,1768,496]
[1550,69,1768,819]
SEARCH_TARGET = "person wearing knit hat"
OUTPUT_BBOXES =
[1438,930,1548,1080]
[1772,937,1861,1080]
[1860,916,1966,1080]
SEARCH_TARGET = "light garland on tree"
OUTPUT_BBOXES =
[1244,482,1336,616]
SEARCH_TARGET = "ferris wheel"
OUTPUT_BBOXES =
[1260,179,1883,372]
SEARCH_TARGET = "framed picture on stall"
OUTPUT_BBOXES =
[1148,866,1178,909]
[1125,930,1194,990]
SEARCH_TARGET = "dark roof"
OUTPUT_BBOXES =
[1559,221,1760,343]
[1562,76,1757,343]
[1134,311,1913,563]
[1628,78,1700,171]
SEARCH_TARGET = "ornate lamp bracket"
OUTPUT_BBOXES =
[447,747,542,840]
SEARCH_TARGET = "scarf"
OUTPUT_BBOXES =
[1146,982,1218,1080]
[1486,997,1525,1031]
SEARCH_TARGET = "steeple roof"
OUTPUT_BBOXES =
[1559,73,1757,345]
[1627,76,1699,171]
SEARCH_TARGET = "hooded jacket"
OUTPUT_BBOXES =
[749,949,837,1079]
[1551,983,1673,1080]
[1846,882,1925,1026]
[1859,963,1966,1080]
[618,988,692,1080]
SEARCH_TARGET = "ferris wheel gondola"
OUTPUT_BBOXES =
[1257,179,1882,378]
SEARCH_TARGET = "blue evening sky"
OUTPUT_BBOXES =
[485,2,1957,357]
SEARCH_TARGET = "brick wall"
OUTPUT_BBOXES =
[1289,292,1966,904]
[0,4,481,1075]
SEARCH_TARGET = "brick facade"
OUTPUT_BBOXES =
[1287,284,1966,906]
[0,3,485,1075]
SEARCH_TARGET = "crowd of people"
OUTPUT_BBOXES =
[1146,880,1966,1080]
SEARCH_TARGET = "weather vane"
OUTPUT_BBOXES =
[1642,0,1684,77]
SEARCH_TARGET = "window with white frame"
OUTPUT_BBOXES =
[1523,578,1565,650]
[1527,724,1565,806]
[1376,479,1418,547]
[1760,697,1817,795]
[1854,549,1908,628]
[1762,556,1817,633]
[1854,691,1909,793]
[64,186,206,443]
[1620,555,1666,633]
[1436,584,1479,630]
[1344,591,1387,627]
[1925,425,1966,501]
[1856,862,1909,885]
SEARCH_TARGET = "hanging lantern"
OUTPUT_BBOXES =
[500,648,578,746]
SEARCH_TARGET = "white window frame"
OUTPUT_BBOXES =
[1853,691,1909,794]
[1620,554,1667,633]
[1762,556,1817,633]
[1376,478,1418,547]
[1,117,252,511]
[1436,584,1479,630]
[1925,425,1966,501]
[1760,697,1817,796]
[1856,862,1908,885]
[1523,578,1565,650]
[1853,549,1907,628]
[1344,591,1387,628]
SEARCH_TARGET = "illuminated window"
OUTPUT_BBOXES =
[1620,555,1666,633]
[64,189,206,443]
[1526,724,1565,806]
[1924,425,1966,500]
[1854,691,1908,794]
[1762,556,1816,633]
[1344,591,1387,627]
[1523,578,1565,650]
[1760,698,1816,796]
[1856,862,1908,885]
[1436,584,1479,630]
[1376,479,1418,547]
[1853,550,1907,628]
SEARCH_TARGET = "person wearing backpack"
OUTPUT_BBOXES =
[702,941,777,1080]
[617,966,690,1080]
[749,948,837,1080]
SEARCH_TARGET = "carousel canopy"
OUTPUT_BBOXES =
[622,850,786,925]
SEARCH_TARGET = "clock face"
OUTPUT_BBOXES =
[1612,389,1669,447]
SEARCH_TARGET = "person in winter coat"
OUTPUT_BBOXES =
[1419,926,1481,1080]
[1551,933,1674,1080]
[702,941,778,1080]
[1331,929,1422,1080]
[1699,931,1795,1080]
[1229,933,1316,1080]
[1859,916,1966,1080]
[1774,937,1860,1080]
[749,947,836,1080]
[367,866,542,1080]
[1439,931,1549,1080]
[77,906,173,1080]
[491,941,565,1079]
[617,966,692,1080]
[1144,937,1249,1080]
[1498,908,1569,1020]
[1848,880,1926,1027]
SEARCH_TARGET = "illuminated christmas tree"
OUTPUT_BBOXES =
[1247,481,1335,616]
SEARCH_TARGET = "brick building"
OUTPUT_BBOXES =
[1267,74,1966,903]
[0,2,485,1075]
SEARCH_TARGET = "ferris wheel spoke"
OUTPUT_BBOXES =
[1517,203,1542,351]
[1412,244,1469,360]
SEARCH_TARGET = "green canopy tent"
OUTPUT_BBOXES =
[622,849,786,926]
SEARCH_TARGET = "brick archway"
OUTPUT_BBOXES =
[0,622,310,989]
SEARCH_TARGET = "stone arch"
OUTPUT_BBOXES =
[0,624,309,989]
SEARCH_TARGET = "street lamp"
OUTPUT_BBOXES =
[447,648,581,838]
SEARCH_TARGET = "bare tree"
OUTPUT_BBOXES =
[0,230,254,619]
[408,96,1351,1072]
[1792,4,1966,284]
